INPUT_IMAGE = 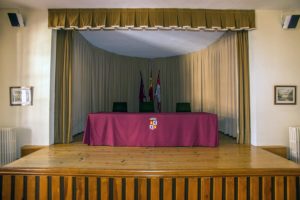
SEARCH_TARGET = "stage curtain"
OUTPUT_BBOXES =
[54,31,73,144]
[71,32,148,134]
[237,31,251,144]
[149,33,238,137]
[70,32,239,138]
[202,32,239,138]
[48,9,255,30]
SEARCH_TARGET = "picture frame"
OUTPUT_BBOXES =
[10,86,34,106]
[274,85,296,105]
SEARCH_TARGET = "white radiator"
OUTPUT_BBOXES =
[289,127,300,163]
[0,128,17,166]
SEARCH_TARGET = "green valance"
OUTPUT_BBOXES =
[48,8,255,30]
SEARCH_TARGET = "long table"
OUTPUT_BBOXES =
[83,112,218,147]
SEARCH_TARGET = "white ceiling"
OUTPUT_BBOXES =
[80,30,224,58]
[0,0,300,10]
[1,0,299,58]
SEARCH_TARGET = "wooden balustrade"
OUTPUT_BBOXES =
[1,174,299,199]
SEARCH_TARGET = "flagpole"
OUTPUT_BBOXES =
[149,69,153,102]
[139,71,145,103]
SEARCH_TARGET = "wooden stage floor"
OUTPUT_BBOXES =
[2,142,300,199]
[3,143,300,176]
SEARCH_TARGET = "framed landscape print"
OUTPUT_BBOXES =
[10,86,34,106]
[274,85,296,105]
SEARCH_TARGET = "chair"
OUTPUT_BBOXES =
[112,102,127,112]
[139,102,154,113]
[176,102,191,112]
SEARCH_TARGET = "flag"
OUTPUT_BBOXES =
[139,71,145,102]
[149,70,154,101]
[155,71,161,112]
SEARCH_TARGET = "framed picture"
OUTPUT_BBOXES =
[10,86,34,106]
[274,85,296,105]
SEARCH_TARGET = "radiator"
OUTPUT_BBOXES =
[289,127,300,163]
[0,128,17,166]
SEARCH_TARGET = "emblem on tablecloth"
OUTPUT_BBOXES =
[149,117,158,130]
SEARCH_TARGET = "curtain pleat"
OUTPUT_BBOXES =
[79,9,93,28]
[66,9,79,28]
[191,9,206,28]
[178,9,191,28]
[220,10,235,29]
[92,9,106,28]
[121,9,135,27]
[163,9,178,27]
[48,9,255,30]
[135,9,149,28]
[248,11,256,29]
[149,9,164,27]
[54,31,73,144]
[235,10,254,29]
[237,31,251,144]
[48,9,66,28]
[205,10,221,29]
[106,9,121,27]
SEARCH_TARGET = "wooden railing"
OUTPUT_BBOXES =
[1,174,299,199]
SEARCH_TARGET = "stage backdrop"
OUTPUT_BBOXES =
[70,31,238,139]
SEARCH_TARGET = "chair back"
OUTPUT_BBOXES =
[176,102,191,112]
[113,102,127,112]
[139,102,154,113]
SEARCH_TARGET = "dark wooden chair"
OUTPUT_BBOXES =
[139,102,154,113]
[112,102,127,112]
[176,102,191,112]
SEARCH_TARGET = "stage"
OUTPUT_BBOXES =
[1,142,300,199]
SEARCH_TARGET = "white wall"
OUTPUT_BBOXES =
[249,10,300,146]
[0,9,52,151]
[1,8,299,148]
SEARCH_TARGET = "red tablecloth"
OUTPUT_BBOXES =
[83,112,219,147]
